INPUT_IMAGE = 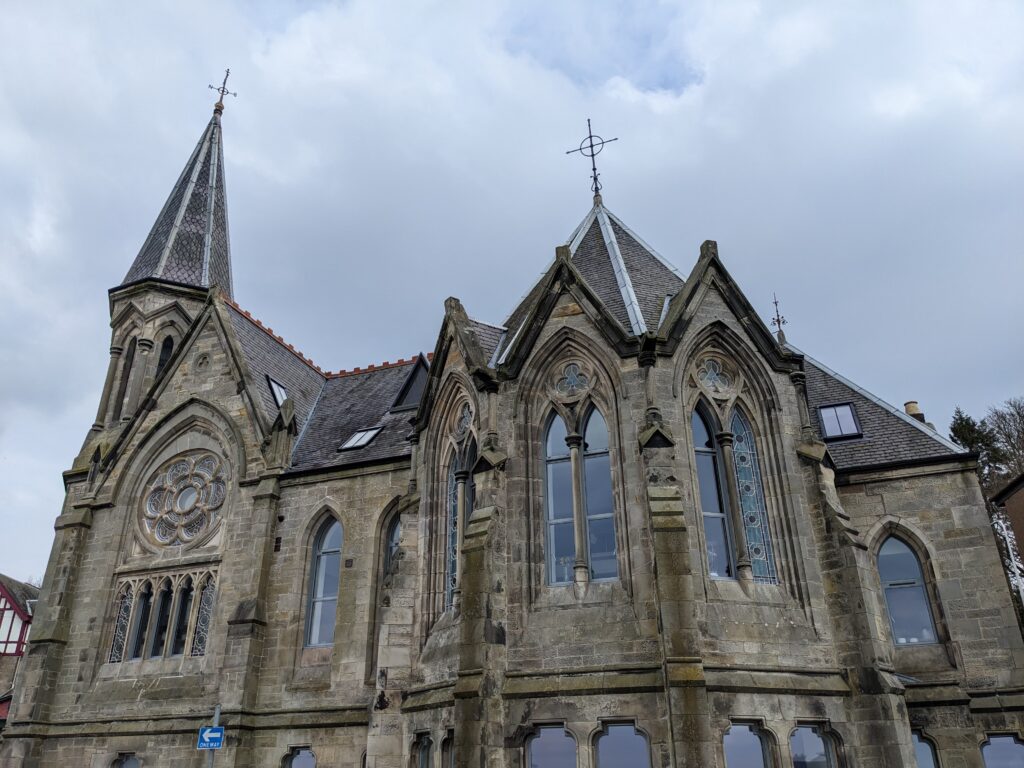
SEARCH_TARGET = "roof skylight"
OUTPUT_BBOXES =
[340,427,382,451]
[268,377,288,408]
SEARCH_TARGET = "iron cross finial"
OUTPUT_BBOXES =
[771,293,788,341]
[209,69,237,113]
[566,119,618,203]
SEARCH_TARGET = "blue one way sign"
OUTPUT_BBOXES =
[197,726,225,750]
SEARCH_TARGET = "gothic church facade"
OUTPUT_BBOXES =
[3,102,1023,768]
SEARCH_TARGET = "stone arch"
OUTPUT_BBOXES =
[106,399,244,560]
[365,495,404,683]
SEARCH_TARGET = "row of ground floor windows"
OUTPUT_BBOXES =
[107,732,1024,767]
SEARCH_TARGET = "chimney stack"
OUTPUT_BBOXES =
[904,401,936,430]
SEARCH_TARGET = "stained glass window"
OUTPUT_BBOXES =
[128,581,152,660]
[878,537,937,645]
[190,578,215,657]
[445,457,459,608]
[731,410,778,584]
[306,519,342,646]
[108,586,133,663]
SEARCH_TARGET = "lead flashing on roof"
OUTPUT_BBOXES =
[595,205,647,336]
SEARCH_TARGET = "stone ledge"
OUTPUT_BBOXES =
[502,665,663,699]
[401,681,455,712]
[703,667,849,696]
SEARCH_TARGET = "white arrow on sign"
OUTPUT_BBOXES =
[203,730,215,743]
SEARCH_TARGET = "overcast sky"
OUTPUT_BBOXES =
[1,1,1021,582]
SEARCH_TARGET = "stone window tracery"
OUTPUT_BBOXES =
[731,409,777,584]
[141,451,227,549]
[108,571,216,664]
[543,405,618,585]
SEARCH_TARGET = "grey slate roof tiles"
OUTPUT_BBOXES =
[290,364,417,472]
[224,302,325,435]
[801,352,962,469]
[609,218,683,330]
[465,318,505,363]
[120,112,233,297]
[571,217,633,332]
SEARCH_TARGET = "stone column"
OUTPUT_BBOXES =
[452,469,469,608]
[715,431,752,581]
[789,371,816,443]
[92,344,123,430]
[121,338,153,421]
[566,433,590,586]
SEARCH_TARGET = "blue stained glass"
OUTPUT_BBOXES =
[730,410,778,584]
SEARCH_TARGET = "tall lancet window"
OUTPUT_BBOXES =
[692,408,734,579]
[445,456,459,608]
[545,413,575,584]
[543,407,618,584]
[306,518,342,647]
[730,409,777,584]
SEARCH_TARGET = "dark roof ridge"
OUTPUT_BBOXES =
[222,296,325,375]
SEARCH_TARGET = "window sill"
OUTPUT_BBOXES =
[99,654,207,679]
[705,576,789,606]
[530,579,629,612]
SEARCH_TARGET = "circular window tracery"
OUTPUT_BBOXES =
[141,451,227,548]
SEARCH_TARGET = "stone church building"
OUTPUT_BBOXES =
[3,98,1023,768]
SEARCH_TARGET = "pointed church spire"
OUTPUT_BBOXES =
[118,85,234,297]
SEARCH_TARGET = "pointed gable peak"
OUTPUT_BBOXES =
[564,197,684,336]
[119,109,233,297]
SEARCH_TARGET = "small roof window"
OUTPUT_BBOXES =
[268,377,288,408]
[340,427,382,451]
[819,403,861,439]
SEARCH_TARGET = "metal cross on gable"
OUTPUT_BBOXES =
[209,69,237,112]
[566,118,618,198]
[771,293,788,336]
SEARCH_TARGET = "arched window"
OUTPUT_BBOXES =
[284,747,316,767]
[384,514,402,575]
[878,536,937,645]
[111,754,140,768]
[545,413,574,584]
[306,518,342,646]
[583,408,617,581]
[445,456,459,608]
[441,735,454,768]
[417,735,434,768]
[128,581,152,660]
[528,726,576,768]
[190,576,215,657]
[730,409,777,584]
[169,576,194,656]
[982,734,1024,767]
[913,732,938,768]
[724,723,769,768]
[109,585,133,663]
[148,579,173,657]
[790,726,836,768]
[156,335,175,377]
[111,336,137,422]
[692,408,733,579]
[595,723,650,767]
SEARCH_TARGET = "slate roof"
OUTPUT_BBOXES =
[496,199,685,360]
[120,110,233,297]
[799,350,963,470]
[0,573,39,618]
[223,302,325,435]
[290,363,419,473]
[465,317,505,364]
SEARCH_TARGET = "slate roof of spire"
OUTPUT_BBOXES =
[119,111,233,297]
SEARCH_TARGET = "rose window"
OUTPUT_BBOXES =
[141,452,227,547]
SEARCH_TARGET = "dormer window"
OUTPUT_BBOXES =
[268,377,288,408]
[339,427,382,451]
[819,403,861,439]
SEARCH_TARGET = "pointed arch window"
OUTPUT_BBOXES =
[545,413,575,584]
[731,409,777,584]
[156,334,175,377]
[128,581,152,660]
[878,536,937,645]
[108,585,134,663]
[384,514,402,575]
[306,518,342,647]
[169,576,194,656]
[148,579,174,657]
[444,437,477,610]
[190,577,215,657]
[111,336,137,422]
[692,408,734,579]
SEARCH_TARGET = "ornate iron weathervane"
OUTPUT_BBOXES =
[209,69,237,113]
[565,119,618,200]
